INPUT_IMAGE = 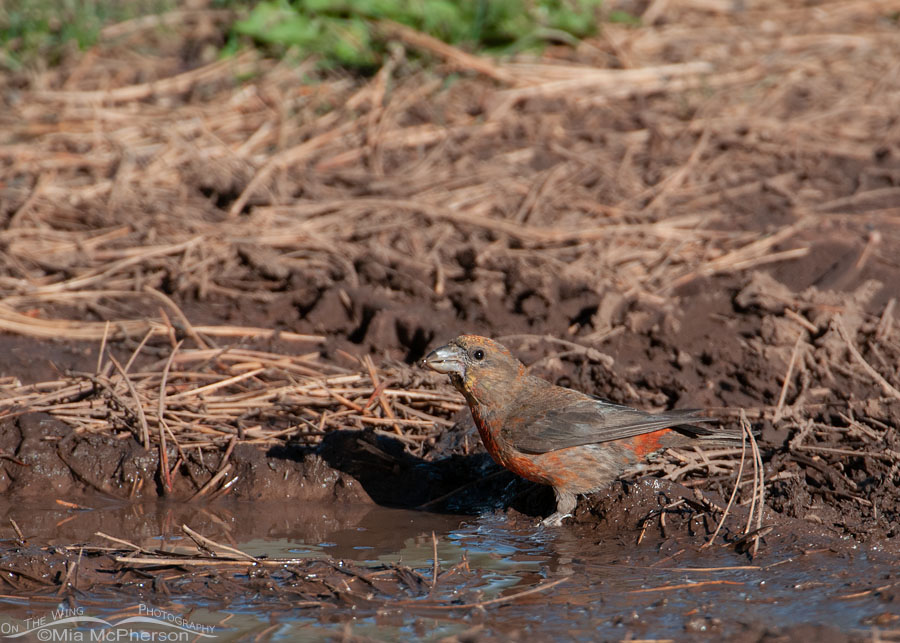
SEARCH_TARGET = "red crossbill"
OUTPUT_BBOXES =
[423,335,739,526]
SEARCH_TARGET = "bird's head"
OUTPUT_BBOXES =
[421,335,525,399]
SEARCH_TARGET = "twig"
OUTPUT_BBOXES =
[56,555,79,596]
[95,531,152,554]
[108,353,151,450]
[114,556,293,567]
[166,368,266,402]
[774,331,805,421]
[376,20,519,85]
[9,519,25,542]
[627,580,744,594]
[96,321,111,374]
[100,9,234,38]
[34,52,257,104]
[182,525,257,562]
[499,334,614,369]
[745,415,765,557]
[430,531,439,598]
[875,298,895,342]
[228,120,359,217]
[157,341,183,494]
[189,464,233,502]
[703,418,747,549]
[834,316,900,402]
[143,286,210,350]
[123,327,154,374]
[364,355,401,435]
[399,577,567,610]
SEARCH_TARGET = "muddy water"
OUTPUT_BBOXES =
[0,499,895,641]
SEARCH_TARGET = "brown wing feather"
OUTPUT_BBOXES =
[510,394,716,455]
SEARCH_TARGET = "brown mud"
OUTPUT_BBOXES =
[2,0,900,639]
[1,482,898,641]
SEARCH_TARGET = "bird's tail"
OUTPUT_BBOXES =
[669,410,756,448]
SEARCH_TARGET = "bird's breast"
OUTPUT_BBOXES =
[468,404,554,485]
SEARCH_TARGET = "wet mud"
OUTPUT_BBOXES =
[3,1,900,640]
[2,167,900,643]
[1,481,898,641]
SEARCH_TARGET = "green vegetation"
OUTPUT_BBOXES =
[1,0,609,71]
[234,0,604,69]
[0,0,175,69]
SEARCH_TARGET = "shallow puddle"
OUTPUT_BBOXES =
[0,499,895,641]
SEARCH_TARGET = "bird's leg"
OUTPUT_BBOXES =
[540,488,577,526]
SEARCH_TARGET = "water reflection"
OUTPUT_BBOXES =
[0,499,891,641]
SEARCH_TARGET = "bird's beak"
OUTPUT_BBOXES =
[422,344,465,376]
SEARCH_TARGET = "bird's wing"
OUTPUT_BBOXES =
[511,396,716,454]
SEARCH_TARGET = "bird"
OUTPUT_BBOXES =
[422,334,740,526]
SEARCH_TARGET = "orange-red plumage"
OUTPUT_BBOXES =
[423,335,736,525]
[625,429,668,457]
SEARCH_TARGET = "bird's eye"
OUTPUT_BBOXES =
[473,349,485,361]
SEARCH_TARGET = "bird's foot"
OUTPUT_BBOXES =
[539,512,572,527]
